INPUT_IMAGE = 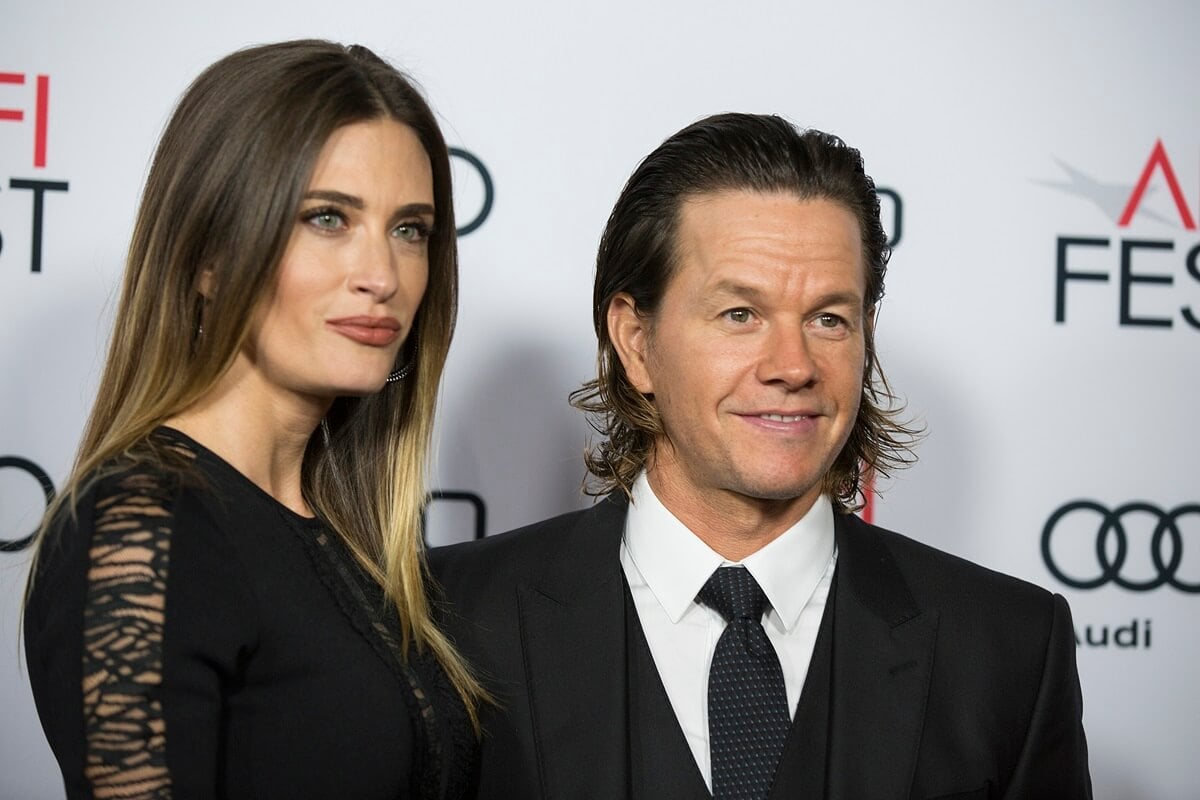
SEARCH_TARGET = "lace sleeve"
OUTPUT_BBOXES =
[82,469,176,799]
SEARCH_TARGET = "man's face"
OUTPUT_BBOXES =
[611,191,868,518]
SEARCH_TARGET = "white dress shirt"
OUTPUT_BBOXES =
[619,472,837,789]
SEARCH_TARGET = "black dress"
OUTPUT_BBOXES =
[24,427,477,799]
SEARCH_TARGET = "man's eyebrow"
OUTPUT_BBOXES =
[707,280,769,304]
[303,190,435,220]
[707,280,865,309]
[809,289,865,308]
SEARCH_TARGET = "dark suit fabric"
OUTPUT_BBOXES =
[622,571,833,800]
[429,495,1091,800]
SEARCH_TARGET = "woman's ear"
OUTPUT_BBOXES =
[197,268,216,299]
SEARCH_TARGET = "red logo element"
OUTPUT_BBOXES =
[0,72,50,168]
[1119,139,1197,230]
[862,471,875,525]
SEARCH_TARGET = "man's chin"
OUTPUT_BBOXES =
[729,477,824,506]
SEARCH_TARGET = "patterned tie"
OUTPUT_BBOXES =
[698,566,790,800]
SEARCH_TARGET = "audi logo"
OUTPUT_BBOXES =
[1041,500,1200,593]
[0,455,55,552]
[449,147,493,237]
[423,490,487,544]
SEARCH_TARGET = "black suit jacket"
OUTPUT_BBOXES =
[430,495,1091,799]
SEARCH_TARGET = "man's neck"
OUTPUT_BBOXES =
[644,468,821,562]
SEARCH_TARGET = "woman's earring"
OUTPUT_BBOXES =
[386,359,413,383]
[387,334,417,383]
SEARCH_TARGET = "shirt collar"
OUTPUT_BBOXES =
[742,493,835,633]
[622,472,836,632]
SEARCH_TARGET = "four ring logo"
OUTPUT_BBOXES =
[0,455,55,552]
[424,490,487,544]
[449,147,493,237]
[1041,500,1200,593]
[0,456,485,552]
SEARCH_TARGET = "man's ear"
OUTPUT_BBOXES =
[607,292,654,394]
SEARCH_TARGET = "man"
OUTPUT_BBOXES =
[431,113,1091,799]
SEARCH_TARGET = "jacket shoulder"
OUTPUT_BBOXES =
[431,505,590,571]
[840,514,1059,619]
[428,495,626,597]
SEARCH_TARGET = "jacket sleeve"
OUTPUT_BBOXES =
[1002,593,1093,799]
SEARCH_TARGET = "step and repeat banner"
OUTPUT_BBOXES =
[1,2,1195,797]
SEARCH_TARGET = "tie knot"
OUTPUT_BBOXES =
[698,566,767,624]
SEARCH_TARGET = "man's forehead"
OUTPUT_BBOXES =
[674,190,861,251]
[677,188,856,218]
[670,190,866,287]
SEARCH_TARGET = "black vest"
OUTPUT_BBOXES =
[624,573,837,799]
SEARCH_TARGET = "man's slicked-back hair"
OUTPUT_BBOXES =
[570,112,919,512]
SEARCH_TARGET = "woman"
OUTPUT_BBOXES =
[24,40,484,799]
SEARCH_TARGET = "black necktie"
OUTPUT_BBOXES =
[698,566,790,800]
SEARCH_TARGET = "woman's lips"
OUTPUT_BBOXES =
[326,316,401,347]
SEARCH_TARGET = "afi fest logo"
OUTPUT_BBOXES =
[0,71,67,272]
[1045,140,1200,329]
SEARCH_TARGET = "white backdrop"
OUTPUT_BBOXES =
[2,2,1197,797]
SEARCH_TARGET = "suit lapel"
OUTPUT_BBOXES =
[511,503,938,798]
[827,514,938,800]
[767,574,835,799]
[518,495,631,799]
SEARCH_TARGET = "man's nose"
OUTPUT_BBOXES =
[756,324,818,389]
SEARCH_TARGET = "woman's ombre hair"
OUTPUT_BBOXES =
[30,39,486,724]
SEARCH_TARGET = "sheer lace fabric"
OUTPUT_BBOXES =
[83,462,190,798]
[25,430,478,799]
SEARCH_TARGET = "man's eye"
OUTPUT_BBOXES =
[725,308,753,324]
[394,221,431,242]
[817,313,845,328]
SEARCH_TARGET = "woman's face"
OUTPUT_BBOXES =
[244,118,433,404]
